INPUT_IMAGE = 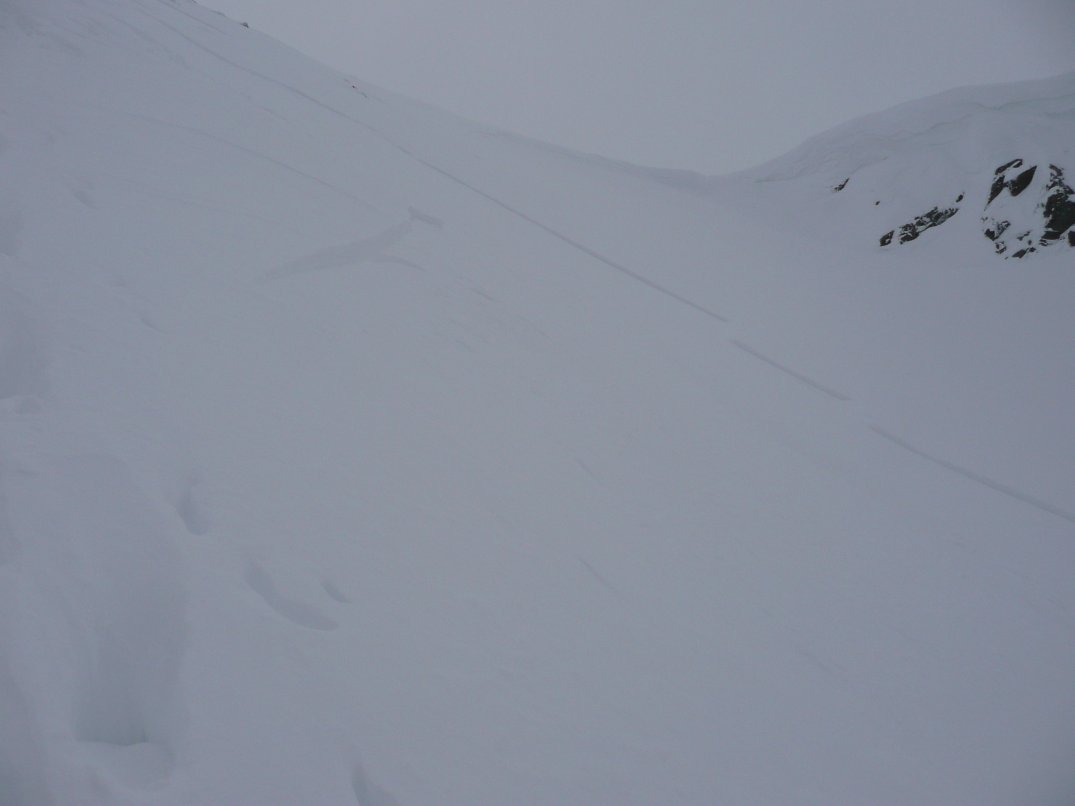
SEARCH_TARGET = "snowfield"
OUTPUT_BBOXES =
[0,1,1073,804]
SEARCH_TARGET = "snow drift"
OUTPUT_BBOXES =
[0,1,1073,804]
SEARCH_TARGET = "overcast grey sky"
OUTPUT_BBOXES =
[204,0,1075,173]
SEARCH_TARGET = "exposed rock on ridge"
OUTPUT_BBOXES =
[982,161,1075,258]
[879,160,1074,258]
[880,195,963,246]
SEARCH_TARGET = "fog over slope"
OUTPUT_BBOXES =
[0,1,1073,804]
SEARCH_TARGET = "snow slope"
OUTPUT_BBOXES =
[0,1,1073,804]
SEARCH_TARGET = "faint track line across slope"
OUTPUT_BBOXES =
[871,426,1075,526]
[139,0,862,411]
[135,0,1074,528]
[401,152,731,325]
[731,340,852,401]
[134,0,730,325]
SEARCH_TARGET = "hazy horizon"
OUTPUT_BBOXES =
[203,0,1075,173]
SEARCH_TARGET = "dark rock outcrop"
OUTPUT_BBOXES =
[877,159,1074,257]
[981,160,1075,258]
[988,159,1036,204]
[1042,165,1075,244]
[881,159,1075,256]
[880,197,962,247]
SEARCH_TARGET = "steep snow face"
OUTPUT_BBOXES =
[0,2,1073,805]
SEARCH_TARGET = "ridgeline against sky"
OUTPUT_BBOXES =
[207,0,1075,172]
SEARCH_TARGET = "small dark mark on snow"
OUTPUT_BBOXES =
[577,556,617,593]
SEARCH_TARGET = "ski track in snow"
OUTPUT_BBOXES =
[871,426,1075,526]
[406,154,733,325]
[98,17,1075,550]
[130,0,732,327]
[577,555,618,595]
[730,339,852,401]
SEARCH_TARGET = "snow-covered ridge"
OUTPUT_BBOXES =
[756,71,1075,183]
[1,1,1073,804]
[744,71,1075,258]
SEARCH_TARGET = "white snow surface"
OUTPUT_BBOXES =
[1,1,1074,804]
